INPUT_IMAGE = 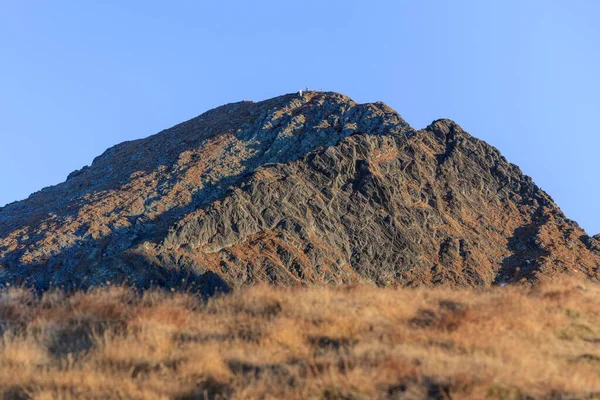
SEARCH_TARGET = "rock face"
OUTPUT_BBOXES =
[0,92,598,292]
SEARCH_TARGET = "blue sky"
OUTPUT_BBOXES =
[1,1,599,234]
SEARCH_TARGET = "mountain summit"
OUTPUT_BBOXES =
[1,91,598,293]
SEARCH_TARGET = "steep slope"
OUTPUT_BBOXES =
[0,92,598,292]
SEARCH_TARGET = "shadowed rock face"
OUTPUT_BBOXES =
[0,91,598,292]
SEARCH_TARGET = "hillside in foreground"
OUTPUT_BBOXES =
[1,278,599,399]
[1,91,599,292]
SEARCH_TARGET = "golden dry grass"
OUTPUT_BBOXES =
[0,278,599,399]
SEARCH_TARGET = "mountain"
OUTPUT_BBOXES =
[1,91,598,294]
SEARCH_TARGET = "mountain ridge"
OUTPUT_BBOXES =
[1,91,598,293]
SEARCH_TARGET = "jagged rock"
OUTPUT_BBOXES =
[0,92,598,292]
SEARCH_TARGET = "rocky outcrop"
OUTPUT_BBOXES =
[0,92,598,292]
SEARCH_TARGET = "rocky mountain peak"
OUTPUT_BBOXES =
[0,92,598,293]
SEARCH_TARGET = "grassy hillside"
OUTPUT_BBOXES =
[1,278,599,399]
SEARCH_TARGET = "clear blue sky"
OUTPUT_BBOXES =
[1,1,599,234]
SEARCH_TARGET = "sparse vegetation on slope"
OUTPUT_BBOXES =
[1,278,599,399]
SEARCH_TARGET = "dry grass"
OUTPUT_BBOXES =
[1,278,600,399]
